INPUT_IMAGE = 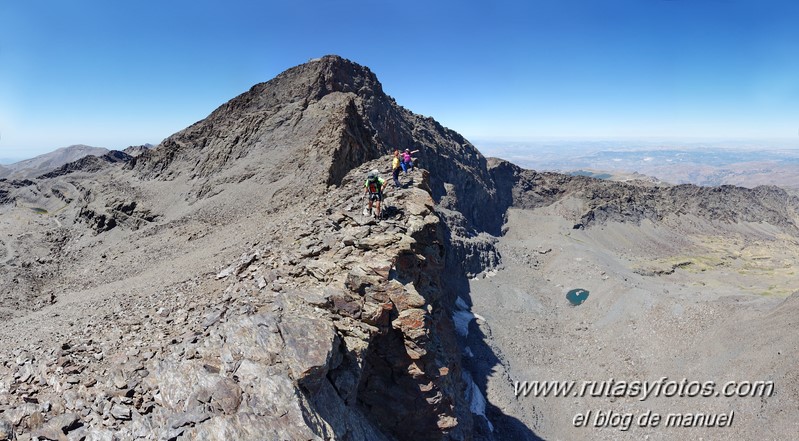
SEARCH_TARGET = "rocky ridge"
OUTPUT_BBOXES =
[38,152,133,180]
[489,160,799,232]
[0,162,490,440]
[0,146,110,181]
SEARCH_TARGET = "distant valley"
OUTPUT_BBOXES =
[477,139,799,189]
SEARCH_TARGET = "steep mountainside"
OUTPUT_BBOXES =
[132,56,504,236]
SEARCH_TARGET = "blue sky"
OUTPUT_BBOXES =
[1,0,798,159]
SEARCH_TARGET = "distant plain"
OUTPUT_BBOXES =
[477,139,799,189]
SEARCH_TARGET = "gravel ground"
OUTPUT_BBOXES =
[467,202,799,441]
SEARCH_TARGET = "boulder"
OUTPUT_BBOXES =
[279,316,337,390]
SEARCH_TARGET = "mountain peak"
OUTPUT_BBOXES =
[209,55,384,119]
[305,54,383,97]
[132,56,387,183]
[132,56,501,234]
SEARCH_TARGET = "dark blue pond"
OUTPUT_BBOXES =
[566,288,589,306]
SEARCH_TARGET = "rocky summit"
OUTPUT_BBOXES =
[1,56,798,441]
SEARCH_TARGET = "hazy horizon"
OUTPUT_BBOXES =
[3,136,799,166]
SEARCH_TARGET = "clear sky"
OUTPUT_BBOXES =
[1,0,798,159]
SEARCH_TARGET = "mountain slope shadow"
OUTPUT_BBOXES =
[441,220,545,441]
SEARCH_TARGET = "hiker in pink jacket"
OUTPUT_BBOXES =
[401,148,419,173]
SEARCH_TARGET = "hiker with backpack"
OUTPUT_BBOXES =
[401,148,419,174]
[364,169,388,219]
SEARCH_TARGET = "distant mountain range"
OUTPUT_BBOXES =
[10,139,799,190]
[0,144,152,180]
[0,145,109,179]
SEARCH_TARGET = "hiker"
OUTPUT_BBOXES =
[401,148,419,173]
[364,169,388,219]
[391,150,402,187]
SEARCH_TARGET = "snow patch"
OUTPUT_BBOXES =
[452,310,474,338]
[462,370,494,432]
[453,296,478,337]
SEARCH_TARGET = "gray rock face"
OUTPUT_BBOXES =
[37,151,133,180]
[30,412,79,440]
[0,191,10,207]
[0,162,486,441]
[121,144,152,157]
[0,419,14,441]
[489,159,799,231]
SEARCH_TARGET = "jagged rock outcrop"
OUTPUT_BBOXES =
[0,145,109,180]
[122,144,152,158]
[489,158,799,231]
[37,151,133,180]
[76,195,158,234]
[0,186,12,205]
